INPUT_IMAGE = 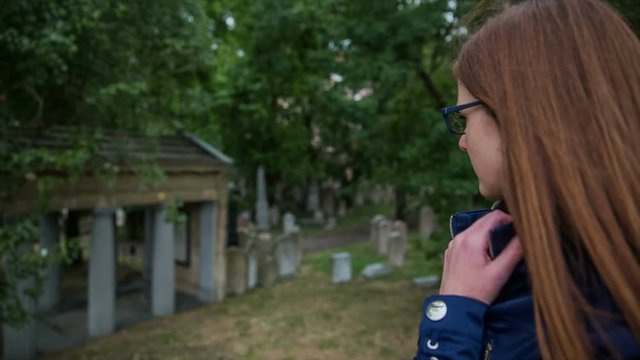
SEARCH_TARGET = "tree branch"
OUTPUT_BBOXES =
[417,68,445,109]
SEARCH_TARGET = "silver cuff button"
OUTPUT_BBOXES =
[426,300,447,321]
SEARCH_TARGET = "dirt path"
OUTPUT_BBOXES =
[302,224,369,254]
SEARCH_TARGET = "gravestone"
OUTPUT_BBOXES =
[247,246,258,289]
[256,233,277,287]
[226,247,247,295]
[370,215,385,252]
[283,212,296,234]
[325,216,337,230]
[275,234,298,278]
[354,192,365,206]
[331,252,352,283]
[289,226,303,269]
[388,230,406,268]
[376,219,392,256]
[419,205,437,238]
[338,200,347,218]
[255,166,270,231]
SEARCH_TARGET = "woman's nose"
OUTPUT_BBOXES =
[458,134,468,152]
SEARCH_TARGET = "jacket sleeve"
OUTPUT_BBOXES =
[414,295,487,360]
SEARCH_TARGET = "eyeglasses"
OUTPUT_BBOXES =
[441,100,483,135]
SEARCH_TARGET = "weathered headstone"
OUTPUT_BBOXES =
[338,201,347,218]
[226,247,247,295]
[370,214,385,252]
[247,246,258,290]
[331,252,352,283]
[388,220,408,267]
[361,263,391,278]
[377,219,392,256]
[256,233,277,287]
[255,166,270,231]
[275,234,298,278]
[283,212,296,234]
[354,192,365,206]
[325,216,337,230]
[419,205,437,238]
[290,226,303,269]
[388,230,406,268]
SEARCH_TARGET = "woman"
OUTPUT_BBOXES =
[414,0,640,359]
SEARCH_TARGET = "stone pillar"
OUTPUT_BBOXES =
[198,202,217,302]
[3,222,37,360]
[143,208,154,303]
[38,213,60,312]
[3,282,36,360]
[255,166,270,231]
[151,205,175,316]
[331,252,352,284]
[88,208,116,337]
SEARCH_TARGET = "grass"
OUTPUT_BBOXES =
[39,204,449,360]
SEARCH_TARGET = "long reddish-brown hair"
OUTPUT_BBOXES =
[454,0,640,358]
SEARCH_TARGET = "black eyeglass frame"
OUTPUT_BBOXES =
[441,100,484,135]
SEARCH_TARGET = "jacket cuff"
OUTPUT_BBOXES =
[415,295,488,359]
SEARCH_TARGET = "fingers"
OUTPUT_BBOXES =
[489,236,523,276]
[452,210,512,251]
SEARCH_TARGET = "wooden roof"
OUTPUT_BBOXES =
[6,126,233,168]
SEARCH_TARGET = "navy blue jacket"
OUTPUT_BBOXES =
[414,208,640,360]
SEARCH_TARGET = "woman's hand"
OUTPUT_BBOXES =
[439,210,523,305]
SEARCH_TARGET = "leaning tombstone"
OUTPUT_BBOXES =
[331,252,352,283]
[387,230,406,268]
[419,205,437,238]
[377,219,392,256]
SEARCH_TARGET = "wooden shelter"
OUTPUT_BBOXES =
[2,127,233,359]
